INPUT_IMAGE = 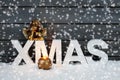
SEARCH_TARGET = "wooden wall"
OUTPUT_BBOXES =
[0,0,120,63]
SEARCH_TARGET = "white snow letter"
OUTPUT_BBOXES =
[35,40,62,65]
[87,39,108,64]
[11,40,34,65]
[63,40,87,65]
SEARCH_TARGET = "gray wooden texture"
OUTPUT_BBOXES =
[1,7,120,23]
[0,0,120,63]
[1,0,120,7]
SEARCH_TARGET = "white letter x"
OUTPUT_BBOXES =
[11,40,34,65]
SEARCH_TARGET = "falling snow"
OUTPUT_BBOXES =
[0,0,120,59]
[0,0,120,79]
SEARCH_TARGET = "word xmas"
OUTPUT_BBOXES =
[11,39,108,65]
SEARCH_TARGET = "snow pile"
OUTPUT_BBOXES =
[0,61,120,80]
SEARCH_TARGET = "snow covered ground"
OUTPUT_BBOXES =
[0,61,120,80]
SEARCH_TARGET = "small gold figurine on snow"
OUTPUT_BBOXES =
[23,19,47,40]
[22,20,52,70]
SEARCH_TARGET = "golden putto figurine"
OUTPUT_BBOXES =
[23,19,47,40]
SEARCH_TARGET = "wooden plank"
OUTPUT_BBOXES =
[0,7,120,23]
[0,0,120,7]
[108,56,120,61]
[76,0,120,7]
[0,24,120,40]
[0,24,57,40]
[0,40,35,63]
[0,0,77,6]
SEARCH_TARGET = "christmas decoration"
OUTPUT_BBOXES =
[22,20,52,69]
[38,56,52,70]
[11,39,108,65]
[22,19,47,40]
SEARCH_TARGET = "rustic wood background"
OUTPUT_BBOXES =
[0,0,120,63]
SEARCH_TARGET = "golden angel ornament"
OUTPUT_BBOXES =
[23,19,47,40]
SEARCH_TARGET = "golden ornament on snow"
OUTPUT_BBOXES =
[23,19,47,40]
[38,56,52,70]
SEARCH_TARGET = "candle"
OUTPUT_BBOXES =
[38,56,52,70]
